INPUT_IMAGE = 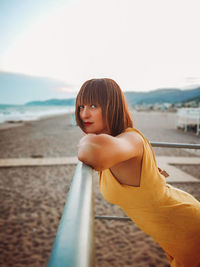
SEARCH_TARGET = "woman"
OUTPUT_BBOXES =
[75,78,200,267]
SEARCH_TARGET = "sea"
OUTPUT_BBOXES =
[0,105,75,123]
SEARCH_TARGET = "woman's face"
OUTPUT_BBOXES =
[79,104,107,134]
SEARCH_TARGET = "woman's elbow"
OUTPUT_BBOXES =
[78,151,90,165]
[78,152,104,171]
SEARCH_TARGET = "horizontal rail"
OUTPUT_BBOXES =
[150,142,200,149]
[48,162,95,267]
[95,215,131,221]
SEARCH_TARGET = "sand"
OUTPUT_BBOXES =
[0,111,200,267]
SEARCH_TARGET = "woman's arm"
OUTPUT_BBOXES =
[77,131,143,171]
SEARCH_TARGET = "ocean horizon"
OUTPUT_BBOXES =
[0,104,75,123]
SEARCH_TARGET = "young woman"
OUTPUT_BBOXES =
[75,78,200,267]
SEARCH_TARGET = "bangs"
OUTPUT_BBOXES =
[76,79,107,108]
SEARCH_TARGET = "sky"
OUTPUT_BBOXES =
[1,0,200,101]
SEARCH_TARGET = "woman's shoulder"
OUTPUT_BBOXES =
[121,127,144,143]
[123,127,147,143]
[116,128,144,156]
[123,127,141,135]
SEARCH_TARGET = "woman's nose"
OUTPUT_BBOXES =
[81,107,90,118]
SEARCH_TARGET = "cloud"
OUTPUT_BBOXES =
[1,0,200,92]
[55,86,78,94]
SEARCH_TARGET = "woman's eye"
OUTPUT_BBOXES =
[79,105,84,110]
[91,104,96,108]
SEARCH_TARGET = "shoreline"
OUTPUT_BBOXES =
[0,121,25,130]
[0,111,75,131]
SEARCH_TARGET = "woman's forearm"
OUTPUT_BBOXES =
[78,135,103,170]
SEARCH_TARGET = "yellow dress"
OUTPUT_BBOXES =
[98,128,200,267]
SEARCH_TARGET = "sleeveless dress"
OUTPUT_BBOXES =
[98,128,200,267]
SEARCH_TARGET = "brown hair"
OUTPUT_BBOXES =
[75,78,133,136]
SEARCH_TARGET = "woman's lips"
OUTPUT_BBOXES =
[84,122,93,126]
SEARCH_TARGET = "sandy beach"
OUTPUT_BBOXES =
[0,111,200,267]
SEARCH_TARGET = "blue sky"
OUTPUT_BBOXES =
[0,0,70,54]
[0,0,200,104]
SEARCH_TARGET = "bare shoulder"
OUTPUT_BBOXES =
[117,129,143,143]
[115,129,143,152]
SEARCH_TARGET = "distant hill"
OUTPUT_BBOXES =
[124,87,200,106]
[1,71,200,106]
[0,71,74,104]
[26,98,76,106]
[182,95,200,104]
[25,87,200,106]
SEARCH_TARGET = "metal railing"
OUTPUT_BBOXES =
[48,162,95,267]
[150,142,200,149]
[48,141,200,266]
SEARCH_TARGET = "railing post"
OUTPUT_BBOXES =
[48,161,95,267]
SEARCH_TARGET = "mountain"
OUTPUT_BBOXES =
[26,98,76,106]
[182,95,200,104]
[25,87,200,107]
[0,71,74,105]
[1,71,199,106]
[124,87,200,106]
